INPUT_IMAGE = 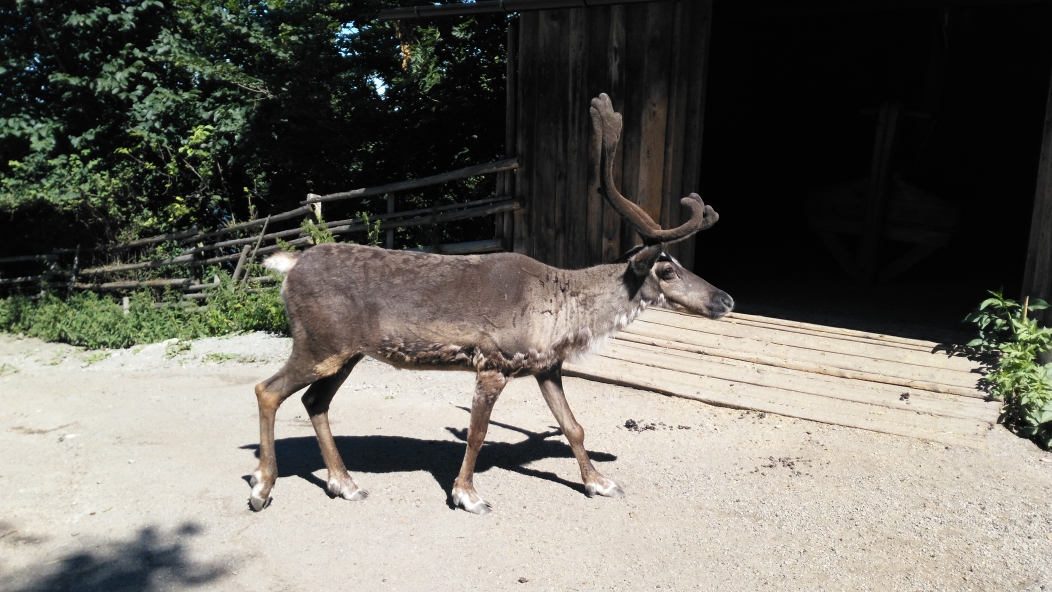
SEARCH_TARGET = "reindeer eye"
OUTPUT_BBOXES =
[659,267,677,281]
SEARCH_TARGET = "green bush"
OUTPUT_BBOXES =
[965,291,1052,448]
[0,271,287,350]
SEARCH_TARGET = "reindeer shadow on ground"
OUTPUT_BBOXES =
[240,409,617,509]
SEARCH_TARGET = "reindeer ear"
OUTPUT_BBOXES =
[628,244,663,276]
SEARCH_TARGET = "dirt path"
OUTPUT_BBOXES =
[1,332,1051,591]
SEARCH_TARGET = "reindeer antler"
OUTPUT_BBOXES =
[590,93,718,245]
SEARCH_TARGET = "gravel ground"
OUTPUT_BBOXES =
[1,331,1051,591]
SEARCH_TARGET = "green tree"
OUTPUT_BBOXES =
[0,1,507,255]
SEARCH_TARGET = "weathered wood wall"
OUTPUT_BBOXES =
[511,0,712,271]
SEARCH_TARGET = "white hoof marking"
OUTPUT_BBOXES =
[452,490,492,515]
[586,479,625,499]
[328,479,368,502]
[249,482,270,511]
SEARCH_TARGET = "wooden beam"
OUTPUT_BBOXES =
[376,0,668,21]
[858,102,900,284]
[879,242,942,284]
[303,158,521,206]
[1022,52,1052,322]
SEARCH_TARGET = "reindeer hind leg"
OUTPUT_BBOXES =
[250,346,347,511]
[301,354,366,502]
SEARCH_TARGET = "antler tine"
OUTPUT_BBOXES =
[590,93,719,245]
[590,94,660,234]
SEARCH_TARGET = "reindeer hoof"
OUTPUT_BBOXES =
[328,477,368,501]
[249,472,273,511]
[452,489,492,515]
[461,498,492,515]
[585,477,624,499]
[249,491,271,511]
[343,488,368,501]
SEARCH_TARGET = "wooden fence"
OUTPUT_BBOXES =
[0,158,522,301]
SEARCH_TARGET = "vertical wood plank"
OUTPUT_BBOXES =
[620,3,673,251]
[585,7,613,266]
[564,8,590,269]
[1022,58,1052,321]
[532,9,567,266]
[513,12,539,256]
[619,3,649,251]
[661,0,691,262]
[678,0,713,272]
[604,5,628,262]
[501,18,520,247]
[553,10,573,268]
[635,3,674,225]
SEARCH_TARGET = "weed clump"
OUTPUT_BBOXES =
[966,291,1052,448]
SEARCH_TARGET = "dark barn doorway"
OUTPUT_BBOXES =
[695,2,1052,338]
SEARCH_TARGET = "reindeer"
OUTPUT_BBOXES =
[248,94,733,514]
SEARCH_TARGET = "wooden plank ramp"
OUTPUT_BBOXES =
[564,308,999,448]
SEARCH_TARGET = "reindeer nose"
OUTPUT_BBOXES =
[717,293,734,311]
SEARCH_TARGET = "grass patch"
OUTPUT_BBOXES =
[81,352,111,366]
[0,363,20,376]
[202,352,239,364]
[165,340,192,358]
[0,270,288,350]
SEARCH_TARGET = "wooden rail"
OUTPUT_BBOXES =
[302,158,520,205]
[0,158,521,301]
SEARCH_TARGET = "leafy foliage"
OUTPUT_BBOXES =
[965,291,1052,448]
[0,270,287,350]
[359,211,383,246]
[300,213,335,245]
[0,1,507,254]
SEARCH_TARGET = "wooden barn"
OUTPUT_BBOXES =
[377,0,1052,445]
[383,0,1052,334]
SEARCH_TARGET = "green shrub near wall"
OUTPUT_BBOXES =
[966,291,1052,449]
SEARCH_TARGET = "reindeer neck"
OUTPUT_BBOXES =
[539,263,652,361]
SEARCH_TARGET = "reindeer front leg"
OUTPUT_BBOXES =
[452,369,508,514]
[536,364,624,498]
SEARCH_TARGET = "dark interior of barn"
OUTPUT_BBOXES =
[694,2,1052,339]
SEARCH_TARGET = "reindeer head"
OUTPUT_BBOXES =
[591,93,734,319]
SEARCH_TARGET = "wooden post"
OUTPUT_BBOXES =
[122,296,130,316]
[66,245,79,301]
[858,102,900,284]
[248,215,271,262]
[1022,57,1052,325]
[386,193,395,249]
[514,11,538,257]
[496,19,519,248]
[231,245,251,284]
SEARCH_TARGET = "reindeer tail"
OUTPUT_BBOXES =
[262,251,299,275]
